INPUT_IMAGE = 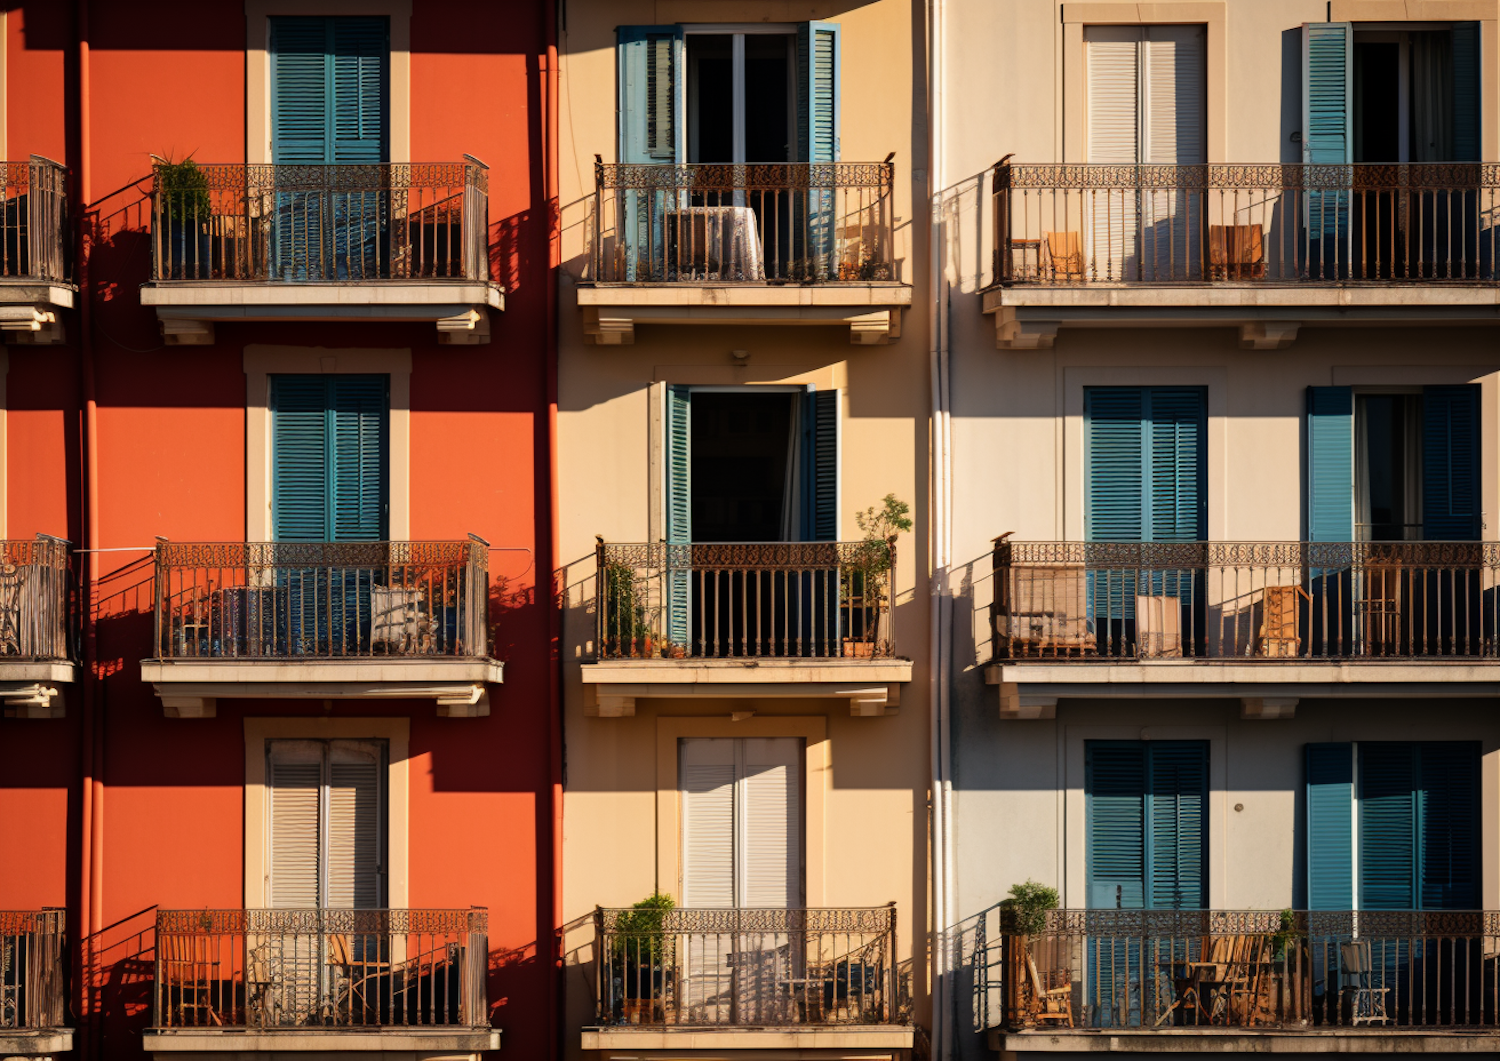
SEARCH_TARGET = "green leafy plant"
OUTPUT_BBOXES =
[602,559,656,657]
[1002,879,1059,936]
[1269,908,1301,961]
[844,495,912,653]
[156,156,213,224]
[611,892,676,991]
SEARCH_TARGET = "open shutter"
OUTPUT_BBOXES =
[1147,742,1207,910]
[1147,388,1207,542]
[271,18,331,165]
[1417,743,1479,910]
[1358,743,1417,911]
[618,26,683,164]
[330,376,389,541]
[740,738,802,908]
[1452,24,1482,162]
[1307,387,1354,542]
[1422,385,1480,540]
[800,389,839,541]
[1306,743,1354,910]
[1086,388,1146,542]
[1303,23,1352,249]
[665,385,691,648]
[1085,742,1146,909]
[680,739,737,908]
[273,376,333,542]
[268,740,325,908]
[795,23,840,164]
[326,740,383,909]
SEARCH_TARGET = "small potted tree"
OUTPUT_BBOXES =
[844,495,912,657]
[155,156,214,279]
[611,892,675,1025]
[601,559,657,658]
[1002,880,1061,1029]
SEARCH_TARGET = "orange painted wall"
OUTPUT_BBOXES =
[0,3,554,1059]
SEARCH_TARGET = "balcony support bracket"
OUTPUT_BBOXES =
[849,309,901,345]
[583,306,636,345]
[436,684,491,717]
[0,305,65,344]
[988,671,1058,720]
[0,681,65,719]
[159,317,215,346]
[994,307,1059,350]
[437,307,491,345]
[1241,696,1298,720]
[1240,320,1300,350]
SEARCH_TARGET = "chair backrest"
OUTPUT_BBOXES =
[1026,954,1045,996]
[1339,940,1372,988]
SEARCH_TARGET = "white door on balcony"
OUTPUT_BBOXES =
[679,737,804,1022]
[1085,25,1204,281]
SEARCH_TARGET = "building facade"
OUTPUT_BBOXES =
[0,6,558,1061]
[942,1,1500,1057]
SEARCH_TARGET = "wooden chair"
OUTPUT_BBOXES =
[1339,942,1390,1026]
[328,933,395,1024]
[997,564,1096,657]
[1259,585,1311,658]
[1209,224,1265,279]
[1136,595,1183,658]
[1026,954,1073,1026]
[1042,231,1084,281]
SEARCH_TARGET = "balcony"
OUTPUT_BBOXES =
[993,908,1500,1052]
[0,536,75,719]
[0,158,69,344]
[581,158,909,344]
[983,159,1500,349]
[140,540,502,718]
[987,540,1500,717]
[140,161,500,345]
[582,540,910,717]
[144,908,499,1057]
[0,910,69,1060]
[584,905,912,1053]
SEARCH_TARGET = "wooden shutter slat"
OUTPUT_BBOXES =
[269,740,326,908]
[1422,384,1480,540]
[740,738,802,908]
[1358,742,1418,911]
[272,375,333,542]
[1307,386,1355,542]
[1146,742,1207,910]
[330,376,390,541]
[1306,743,1355,910]
[1085,741,1146,909]
[327,740,383,909]
[681,739,736,908]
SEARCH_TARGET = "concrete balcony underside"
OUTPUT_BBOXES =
[583,1024,914,1054]
[0,282,74,344]
[144,1026,501,1056]
[581,658,913,717]
[0,660,77,719]
[140,657,504,719]
[0,1028,74,1058]
[992,1028,1500,1053]
[578,282,911,345]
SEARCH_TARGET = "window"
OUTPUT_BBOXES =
[679,737,804,908]
[271,375,390,542]
[1084,387,1207,543]
[1306,742,1479,910]
[1306,385,1479,542]
[1085,741,1208,910]
[267,738,386,908]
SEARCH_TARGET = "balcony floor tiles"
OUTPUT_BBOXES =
[990,660,1500,689]
[0,1028,74,1058]
[992,1028,1500,1054]
[144,1027,500,1058]
[583,1024,915,1053]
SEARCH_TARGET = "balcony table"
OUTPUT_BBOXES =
[663,206,765,282]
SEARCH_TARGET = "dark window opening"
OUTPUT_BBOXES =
[690,391,795,542]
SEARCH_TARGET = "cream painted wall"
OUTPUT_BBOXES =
[557,1,931,1052]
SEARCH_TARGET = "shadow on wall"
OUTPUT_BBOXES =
[85,906,157,1056]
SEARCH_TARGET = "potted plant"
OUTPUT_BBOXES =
[156,156,213,279]
[1001,879,1060,1029]
[844,494,912,657]
[611,892,675,1025]
[601,559,657,658]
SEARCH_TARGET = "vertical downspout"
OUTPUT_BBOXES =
[544,5,563,1061]
[73,2,101,1058]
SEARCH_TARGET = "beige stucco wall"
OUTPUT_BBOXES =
[557,1,931,1053]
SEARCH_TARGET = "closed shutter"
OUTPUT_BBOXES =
[1143,27,1205,279]
[1086,388,1146,542]
[1307,387,1354,542]
[271,19,332,165]
[327,741,383,909]
[1148,388,1207,542]
[1147,742,1207,910]
[1086,27,1140,278]
[1452,24,1481,162]
[272,376,389,542]
[1417,743,1479,910]
[269,741,324,908]
[1421,385,1480,540]
[1085,742,1146,909]
[618,27,684,165]
[795,23,841,164]
[270,17,388,165]
[329,19,388,165]
[740,738,802,908]
[1086,388,1205,542]
[1358,743,1417,911]
[800,389,839,542]
[1306,743,1354,910]
[1303,23,1352,242]
[681,739,737,908]
[665,385,692,648]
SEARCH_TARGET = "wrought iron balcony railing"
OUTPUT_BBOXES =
[997,908,1500,1032]
[1,910,66,1031]
[592,157,896,284]
[153,540,489,661]
[0,537,70,663]
[153,908,489,1030]
[595,905,899,1027]
[0,159,67,284]
[991,159,1500,286]
[596,539,897,661]
[150,161,489,283]
[994,540,1500,662]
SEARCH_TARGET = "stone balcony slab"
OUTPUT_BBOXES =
[583,1024,914,1052]
[582,658,912,717]
[578,282,911,344]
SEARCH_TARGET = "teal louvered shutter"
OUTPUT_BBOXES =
[1452,24,1481,163]
[798,390,839,541]
[1306,743,1354,910]
[1086,388,1146,542]
[1307,387,1354,542]
[270,17,388,165]
[618,26,684,164]
[1085,742,1146,909]
[271,18,331,165]
[1303,23,1351,244]
[330,376,389,541]
[795,23,841,164]
[1422,385,1480,540]
[329,18,388,165]
[1147,742,1207,910]
[1147,389,1207,541]
[1358,743,1417,911]
[665,385,692,648]
[273,376,333,542]
[1417,743,1479,910]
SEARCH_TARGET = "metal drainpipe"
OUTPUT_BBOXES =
[545,6,564,1061]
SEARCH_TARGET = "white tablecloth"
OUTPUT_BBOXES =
[664,206,765,281]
